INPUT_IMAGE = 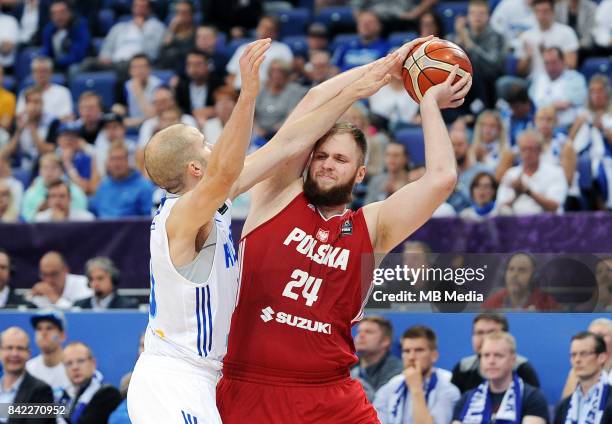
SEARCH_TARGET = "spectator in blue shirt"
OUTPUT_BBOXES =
[56,122,98,195]
[41,0,90,72]
[501,85,535,148]
[332,11,390,72]
[90,141,153,218]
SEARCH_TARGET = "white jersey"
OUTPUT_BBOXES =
[145,195,239,370]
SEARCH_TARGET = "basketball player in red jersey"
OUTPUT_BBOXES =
[217,38,472,423]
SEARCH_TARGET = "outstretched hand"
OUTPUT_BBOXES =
[239,38,271,99]
[424,65,472,109]
[390,35,435,79]
[349,52,403,99]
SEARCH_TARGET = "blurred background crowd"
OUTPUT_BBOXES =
[0,0,610,224]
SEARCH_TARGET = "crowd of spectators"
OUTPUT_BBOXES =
[4,313,610,423]
[0,0,609,223]
[2,246,611,313]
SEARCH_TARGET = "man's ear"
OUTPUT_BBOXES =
[355,165,367,184]
[189,161,203,177]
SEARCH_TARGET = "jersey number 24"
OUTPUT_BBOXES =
[282,269,322,307]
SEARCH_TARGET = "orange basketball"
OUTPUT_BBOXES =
[402,39,473,103]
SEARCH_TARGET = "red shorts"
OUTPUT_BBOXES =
[217,376,380,424]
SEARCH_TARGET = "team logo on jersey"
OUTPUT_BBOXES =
[316,229,329,243]
[341,220,353,236]
[260,306,274,322]
[260,306,331,334]
[217,203,229,215]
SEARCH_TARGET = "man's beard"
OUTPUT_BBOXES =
[304,172,356,207]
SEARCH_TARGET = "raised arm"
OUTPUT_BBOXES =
[165,39,269,265]
[230,52,402,199]
[364,67,472,254]
[274,36,434,184]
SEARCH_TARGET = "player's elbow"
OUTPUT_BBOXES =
[429,169,457,194]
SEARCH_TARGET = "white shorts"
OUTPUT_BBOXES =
[127,353,222,424]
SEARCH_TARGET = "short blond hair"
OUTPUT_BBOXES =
[144,124,204,193]
[482,331,517,353]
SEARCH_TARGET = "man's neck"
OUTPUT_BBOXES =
[268,84,285,94]
[84,120,98,131]
[579,370,602,395]
[317,204,347,219]
[489,373,513,393]
[111,171,131,181]
[43,348,63,367]
[192,77,207,86]
[361,35,378,44]
[523,164,538,176]
[360,350,386,368]
[472,25,486,37]
[388,169,409,179]
[95,291,113,302]
[540,22,553,31]
[509,289,530,307]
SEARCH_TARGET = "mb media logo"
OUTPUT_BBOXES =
[260,306,274,322]
[259,306,332,334]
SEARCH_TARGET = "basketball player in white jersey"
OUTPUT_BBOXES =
[127,38,407,423]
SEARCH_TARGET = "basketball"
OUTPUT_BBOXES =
[402,39,473,103]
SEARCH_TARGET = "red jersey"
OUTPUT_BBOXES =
[224,192,375,383]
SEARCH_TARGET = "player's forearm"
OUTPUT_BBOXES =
[529,190,559,212]
[286,64,369,125]
[231,89,358,198]
[279,89,358,154]
[419,95,457,189]
[206,94,255,182]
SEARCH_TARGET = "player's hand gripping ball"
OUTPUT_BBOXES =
[402,38,473,103]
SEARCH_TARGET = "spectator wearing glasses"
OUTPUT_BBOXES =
[26,251,91,309]
[0,327,55,424]
[554,332,612,424]
[60,342,122,424]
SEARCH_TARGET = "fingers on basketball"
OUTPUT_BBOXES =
[401,39,473,103]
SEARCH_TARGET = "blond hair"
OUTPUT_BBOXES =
[471,110,509,161]
[482,331,517,354]
[144,124,203,193]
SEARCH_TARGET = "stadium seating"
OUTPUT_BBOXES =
[14,47,40,82]
[394,126,426,167]
[436,1,469,35]
[225,38,254,57]
[152,70,176,86]
[97,8,115,37]
[69,71,117,109]
[580,57,612,82]
[282,35,309,57]
[330,33,361,53]
[2,75,16,91]
[388,32,418,48]
[315,6,356,28]
[274,8,311,38]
